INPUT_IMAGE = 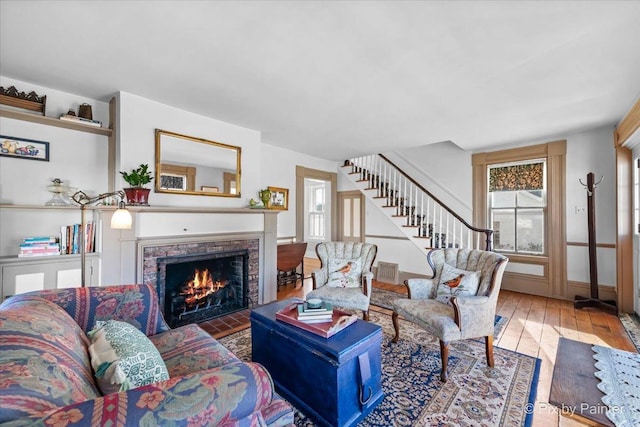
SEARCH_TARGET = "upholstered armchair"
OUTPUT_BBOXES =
[307,241,377,320]
[391,248,508,382]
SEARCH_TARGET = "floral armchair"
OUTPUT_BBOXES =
[307,241,377,320]
[391,248,508,382]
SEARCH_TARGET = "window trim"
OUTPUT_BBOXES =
[472,140,566,298]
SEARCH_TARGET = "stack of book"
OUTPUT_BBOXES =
[19,236,60,257]
[297,301,334,323]
[59,114,102,128]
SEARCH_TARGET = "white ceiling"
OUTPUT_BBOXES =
[1,1,640,161]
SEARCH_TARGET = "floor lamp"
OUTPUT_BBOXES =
[71,190,132,287]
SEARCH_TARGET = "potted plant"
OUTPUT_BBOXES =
[120,163,153,205]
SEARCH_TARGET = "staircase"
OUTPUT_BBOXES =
[341,154,493,255]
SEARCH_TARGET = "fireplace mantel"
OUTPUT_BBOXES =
[103,207,280,304]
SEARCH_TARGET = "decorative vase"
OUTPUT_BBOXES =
[258,189,271,207]
[124,188,150,206]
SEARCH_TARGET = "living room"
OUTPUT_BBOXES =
[1,2,640,427]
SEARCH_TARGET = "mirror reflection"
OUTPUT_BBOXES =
[155,129,241,197]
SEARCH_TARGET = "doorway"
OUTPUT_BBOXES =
[338,191,365,243]
[295,166,337,258]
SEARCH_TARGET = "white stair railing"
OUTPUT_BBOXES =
[343,154,493,252]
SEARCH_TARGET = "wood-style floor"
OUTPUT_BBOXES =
[206,258,636,427]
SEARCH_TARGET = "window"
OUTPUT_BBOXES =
[307,179,326,240]
[488,160,546,255]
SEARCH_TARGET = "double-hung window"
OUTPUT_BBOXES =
[488,160,546,255]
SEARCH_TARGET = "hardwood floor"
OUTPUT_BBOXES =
[207,257,636,427]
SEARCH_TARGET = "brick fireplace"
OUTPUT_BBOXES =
[142,238,260,326]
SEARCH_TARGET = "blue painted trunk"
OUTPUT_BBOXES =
[251,299,384,427]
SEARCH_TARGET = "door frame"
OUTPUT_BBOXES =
[338,190,365,243]
[296,166,338,245]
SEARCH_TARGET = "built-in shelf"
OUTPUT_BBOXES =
[0,108,112,136]
[0,253,99,263]
[0,204,279,214]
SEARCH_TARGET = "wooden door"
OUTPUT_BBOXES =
[338,191,364,243]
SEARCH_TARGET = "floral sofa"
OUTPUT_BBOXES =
[0,284,294,426]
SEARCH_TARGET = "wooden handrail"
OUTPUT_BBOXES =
[378,154,494,250]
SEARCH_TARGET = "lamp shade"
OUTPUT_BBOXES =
[111,205,132,229]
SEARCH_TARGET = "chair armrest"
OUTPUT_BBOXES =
[404,278,436,300]
[35,362,275,426]
[362,271,373,296]
[311,268,326,289]
[451,295,495,338]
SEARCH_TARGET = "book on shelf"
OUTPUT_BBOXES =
[57,221,95,254]
[23,236,57,243]
[18,252,61,258]
[59,114,102,127]
[18,237,60,257]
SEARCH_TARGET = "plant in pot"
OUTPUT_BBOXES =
[120,164,153,206]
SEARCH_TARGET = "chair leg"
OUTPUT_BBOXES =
[485,335,494,367]
[392,312,400,343]
[363,310,370,321]
[439,340,449,382]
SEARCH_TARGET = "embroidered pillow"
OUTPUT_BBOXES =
[435,264,481,306]
[88,320,169,395]
[327,258,363,288]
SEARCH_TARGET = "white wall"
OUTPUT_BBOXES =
[338,126,618,288]
[260,143,337,239]
[0,79,339,290]
[118,91,262,208]
[0,76,110,206]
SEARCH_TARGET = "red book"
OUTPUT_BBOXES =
[275,302,358,338]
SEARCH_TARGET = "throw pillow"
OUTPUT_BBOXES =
[435,264,481,306]
[88,320,169,395]
[327,257,363,288]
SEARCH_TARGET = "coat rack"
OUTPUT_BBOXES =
[574,172,617,314]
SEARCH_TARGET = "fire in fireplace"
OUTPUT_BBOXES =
[157,250,249,328]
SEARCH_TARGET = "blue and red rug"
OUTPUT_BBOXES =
[219,309,540,426]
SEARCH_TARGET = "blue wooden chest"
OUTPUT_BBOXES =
[251,299,384,427]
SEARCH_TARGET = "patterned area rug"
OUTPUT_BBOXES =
[369,286,407,310]
[620,312,640,352]
[219,310,539,426]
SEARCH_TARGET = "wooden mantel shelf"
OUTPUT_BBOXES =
[0,108,112,136]
[0,204,280,214]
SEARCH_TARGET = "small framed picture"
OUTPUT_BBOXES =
[159,173,187,191]
[268,186,289,210]
[0,135,49,162]
[201,186,219,192]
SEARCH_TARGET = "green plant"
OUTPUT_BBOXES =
[120,164,153,187]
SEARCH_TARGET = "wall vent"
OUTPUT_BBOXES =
[376,261,399,285]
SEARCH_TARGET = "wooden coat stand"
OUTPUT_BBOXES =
[574,172,617,315]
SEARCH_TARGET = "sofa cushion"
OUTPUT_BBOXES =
[435,263,481,306]
[88,320,169,394]
[150,324,240,377]
[0,296,100,424]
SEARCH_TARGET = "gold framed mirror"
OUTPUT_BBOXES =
[155,129,241,197]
